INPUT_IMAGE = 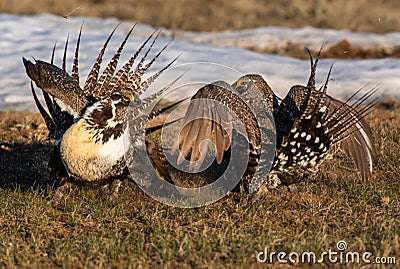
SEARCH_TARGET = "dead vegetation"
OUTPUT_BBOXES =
[2,0,400,33]
[255,39,400,59]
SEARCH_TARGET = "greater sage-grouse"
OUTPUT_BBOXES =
[175,51,377,194]
[23,25,180,197]
[24,26,377,197]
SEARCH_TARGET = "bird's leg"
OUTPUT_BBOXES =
[53,181,74,200]
[250,173,281,201]
[254,183,271,195]
[286,184,298,193]
[249,184,271,203]
[105,179,123,201]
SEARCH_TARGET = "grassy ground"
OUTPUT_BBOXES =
[0,101,399,268]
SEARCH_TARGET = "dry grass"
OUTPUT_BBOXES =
[0,102,399,268]
[1,0,400,33]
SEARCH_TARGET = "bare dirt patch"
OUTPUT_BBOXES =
[255,39,400,59]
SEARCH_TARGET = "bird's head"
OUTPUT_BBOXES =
[235,74,260,93]
[82,90,135,143]
[235,74,278,112]
[110,89,134,106]
[235,74,273,96]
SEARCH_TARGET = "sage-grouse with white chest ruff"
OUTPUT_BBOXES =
[177,50,378,194]
[23,25,179,197]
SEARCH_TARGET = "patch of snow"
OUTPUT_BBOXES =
[182,26,400,51]
[0,14,399,112]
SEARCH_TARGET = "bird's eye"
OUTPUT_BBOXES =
[124,92,133,101]
[236,82,248,94]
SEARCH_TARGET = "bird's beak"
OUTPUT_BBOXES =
[236,79,244,87]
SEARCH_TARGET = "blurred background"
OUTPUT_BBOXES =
[1,0,400,33]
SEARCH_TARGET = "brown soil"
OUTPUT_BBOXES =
[256,39,400,59]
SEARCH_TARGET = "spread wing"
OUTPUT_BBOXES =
[23,58,87,116]
[326,93,378,179]
[177,81,240,171]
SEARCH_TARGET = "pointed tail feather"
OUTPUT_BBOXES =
[51,43,56,64]
[109,29,158,93]
[62,34,69,72]
[93,24,136,98]
[71,23,83,84]
[140,66,183,110]
[306,44,323,89]
[83,24,120,97]
[126,30,162,92]
[145,99,187,135]
[136,54,181,98]
[31,82,57,138]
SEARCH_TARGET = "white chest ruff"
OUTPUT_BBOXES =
[60,120,129,182]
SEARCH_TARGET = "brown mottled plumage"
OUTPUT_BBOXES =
[271,53,377,186]
[174,76,278,193]
[175,52,377,193]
